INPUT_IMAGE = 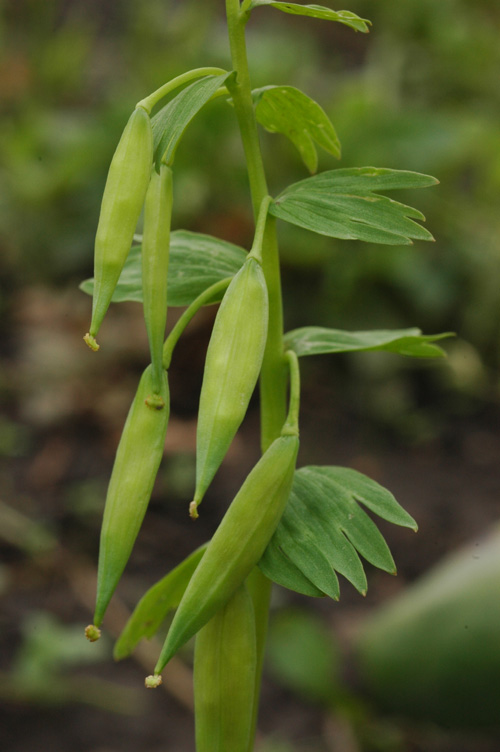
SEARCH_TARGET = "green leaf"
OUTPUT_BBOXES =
[114,544,207,660]
[260,536,330,598]
[79,230,247,307]
[271,167,438,245]
[259,466,417,599]
[254,85,340,173]
[249,1,371,33]
[151,72,233,167]
[284,326,454,359]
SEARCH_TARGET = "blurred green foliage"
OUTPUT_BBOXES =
[267,607,340,705]
[1,610,143,713]
[2,0,500,378]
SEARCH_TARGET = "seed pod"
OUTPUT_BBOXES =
[142,163,173,394]
[93,364,169,627]
[192,255,269,516]
[154,427,298,674]
[85,106,153,349]
[194,583,256,752]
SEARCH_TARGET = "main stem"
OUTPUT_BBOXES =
[225,1,288,749]
[225,0,287,450]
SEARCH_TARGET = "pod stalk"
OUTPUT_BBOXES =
[248,195,273,265]
[162,277,234,371]
[282,350,300,436]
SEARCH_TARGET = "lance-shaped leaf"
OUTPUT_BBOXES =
[259,466,417,599]
[248,1,371,33]
[152,72,233,167]
[80,231,247,307]
[284,327,454,359]
[270,167,438,245]
[254,85,340,173]
[258,541,325,597]
[114,544,207,660]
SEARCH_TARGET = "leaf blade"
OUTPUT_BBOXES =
[271,168,438,245]
[80,230,247,308]
[113,544,207,660]
[284,326,454,359]
[312,466,417,529]
[249,1,371,33]
[260,465,417,599]
[279,167,439,195]
[258,542,326,597]
[152,72,233,167]
[254,85,341,173]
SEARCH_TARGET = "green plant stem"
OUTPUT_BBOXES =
[225,2,289,750]
[137,67,228,114]
[162,277,233,370]
[225,0,287,452]
[245,567,274,744]
[259,214,288,451]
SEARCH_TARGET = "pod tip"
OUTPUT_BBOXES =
[145,393,165,410]
[84,333,100,351]
[145,674,162,689]
[189,501,199,520]
[85,624,102,642]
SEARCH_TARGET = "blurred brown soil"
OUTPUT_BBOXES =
[1,285,500,752]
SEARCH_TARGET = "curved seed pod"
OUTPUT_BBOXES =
[85,106,153,350]
[142,163,173,394]
[194,583,256,752]
[154,427,298,674]
[93,365,169,627]
[192,255,269,517]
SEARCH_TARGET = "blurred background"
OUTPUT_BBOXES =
[1,1,500,750]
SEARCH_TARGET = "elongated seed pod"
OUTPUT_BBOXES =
[192,255,268,516]
[93,365,169,627]
[142,163,173,394]
[85,107,153,349]
[194,584,256,752]
[154,428,298,673]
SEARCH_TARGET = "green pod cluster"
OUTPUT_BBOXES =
[192,254,269,517]
[154,425,299,674]
[142,163,173,395]
[194,584,257,752]
[85,106,153,350]
[93,365,169,628]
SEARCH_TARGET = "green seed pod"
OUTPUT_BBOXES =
[93,364,169,627]
[194,583,257,752]
[192,255,269,517]
[85,106,153,350]
[154,427,298,674]
[142,163,173,395]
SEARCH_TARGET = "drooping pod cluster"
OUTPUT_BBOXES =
[84,106,176,633]
[194,583,257,752]
[128,202,301,684]
[85,106,154,350]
